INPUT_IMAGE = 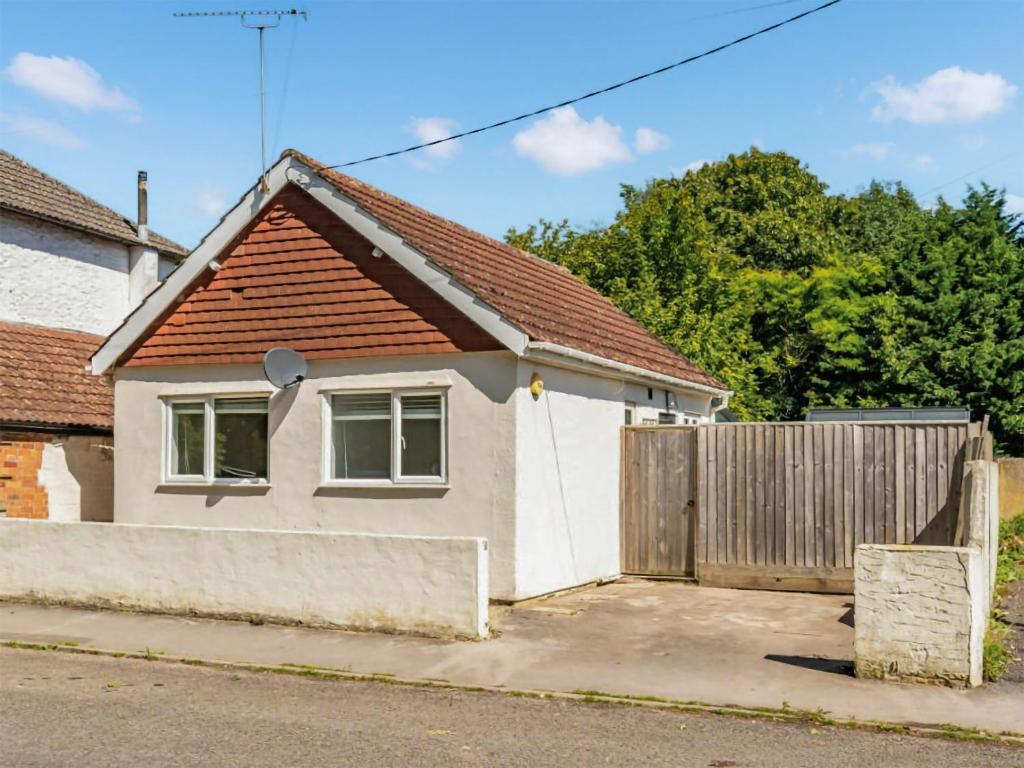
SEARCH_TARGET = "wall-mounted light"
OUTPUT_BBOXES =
[208,259,222,272]
[529,372,544,399]
[371,246,384,259]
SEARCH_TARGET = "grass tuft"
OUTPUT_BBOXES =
[984,514,1024,682]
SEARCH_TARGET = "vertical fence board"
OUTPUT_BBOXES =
[774,426,787,567]
[725,427,736,564]
[842,425,854,566]
[696,427,708,564]
[883,426,895,546]
[735,426,747,565]
[793,426,805,567]
[822,425,835,568]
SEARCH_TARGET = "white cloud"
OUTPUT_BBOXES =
[634,127,670,155]
[193,183,227,217]
[675,159,711,176]
[912,153,937,171]
[957,133,987,152]
[871,66,1017,125]
[838,142,895,161]
[1005,194,1024,216]
[0,112,83,149]
[408,116,461,162]
[5,52,140,119]
[512,106,632,175]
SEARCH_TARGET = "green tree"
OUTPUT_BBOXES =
[506,154,1024,451]
[877,186,1024,453]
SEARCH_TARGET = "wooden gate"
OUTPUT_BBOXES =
[621,426,697,576]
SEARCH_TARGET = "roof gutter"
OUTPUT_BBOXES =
[0,421,113,437]
[523,341,732,398]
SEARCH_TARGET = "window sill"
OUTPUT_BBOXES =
[156,482,271,495]
[313,483,450,495]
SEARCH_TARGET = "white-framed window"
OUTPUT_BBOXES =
[323,389,447,486]
[624,401,637,426]
[164,395,269,484]
[657,412,677,425]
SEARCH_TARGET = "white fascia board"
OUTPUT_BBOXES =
[91,159,295,374]
[524,341,732,399]
[92,155,528,374]
[285,162,529,355]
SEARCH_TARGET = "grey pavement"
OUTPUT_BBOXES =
[3,649,1021,768]
[1,578,1022,734]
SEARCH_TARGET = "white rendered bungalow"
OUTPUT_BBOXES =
[92,150,730,601]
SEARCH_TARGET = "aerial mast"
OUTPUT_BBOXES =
[173,8,308,192]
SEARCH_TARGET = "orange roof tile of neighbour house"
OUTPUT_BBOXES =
[0,321,112,432]
[0,149,187,258]
[106,150,724,392]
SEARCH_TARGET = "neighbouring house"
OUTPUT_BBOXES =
[91,149,730,601]
[0,149,187,520]
[0,322,114,520]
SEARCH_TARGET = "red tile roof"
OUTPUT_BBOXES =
[287,151,723,390]
[0,149,187,258]
[124,186,502,367]
[0,321,112,432]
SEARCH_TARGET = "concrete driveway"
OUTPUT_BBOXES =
[2,578,1021,733]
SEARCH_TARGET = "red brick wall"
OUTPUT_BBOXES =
[0,432,50,519]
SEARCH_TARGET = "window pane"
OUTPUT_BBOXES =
[171,403,204,476]
[400,394,442,477]
[332,394,391,479]
[214,398,268,479]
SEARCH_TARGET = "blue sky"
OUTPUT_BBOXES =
[1,0,1022,249]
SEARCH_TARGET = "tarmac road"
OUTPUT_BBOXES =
[1,649,1020,768]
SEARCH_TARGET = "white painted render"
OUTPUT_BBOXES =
[39,436,114,522]
[854,544,985,687]
[0,518,488,638]
[0,210,131,335]
[853,460,999,688]
[113,352,520,599]
[513,361,624,599]
[112,350,717,601]
[0,210,178,335]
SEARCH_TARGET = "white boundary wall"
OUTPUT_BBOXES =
[0,519,488,638]
[854,459,999,687]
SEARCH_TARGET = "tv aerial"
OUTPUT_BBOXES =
[263,347,307,389]
[173,8,308,192]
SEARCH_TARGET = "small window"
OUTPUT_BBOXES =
[624,401,637,426]
[327,390,446,485]
[658,412,677,425]
[170,402,204,477]
[680,411,701,426]
[214,398,268,479]
[331,393,392,480]
[165,396,269,483]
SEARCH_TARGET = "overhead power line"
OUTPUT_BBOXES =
[325,0,844,170]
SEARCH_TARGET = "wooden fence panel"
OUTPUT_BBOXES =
[693,421,979,592]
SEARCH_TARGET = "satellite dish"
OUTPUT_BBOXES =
[263,347,307,389]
